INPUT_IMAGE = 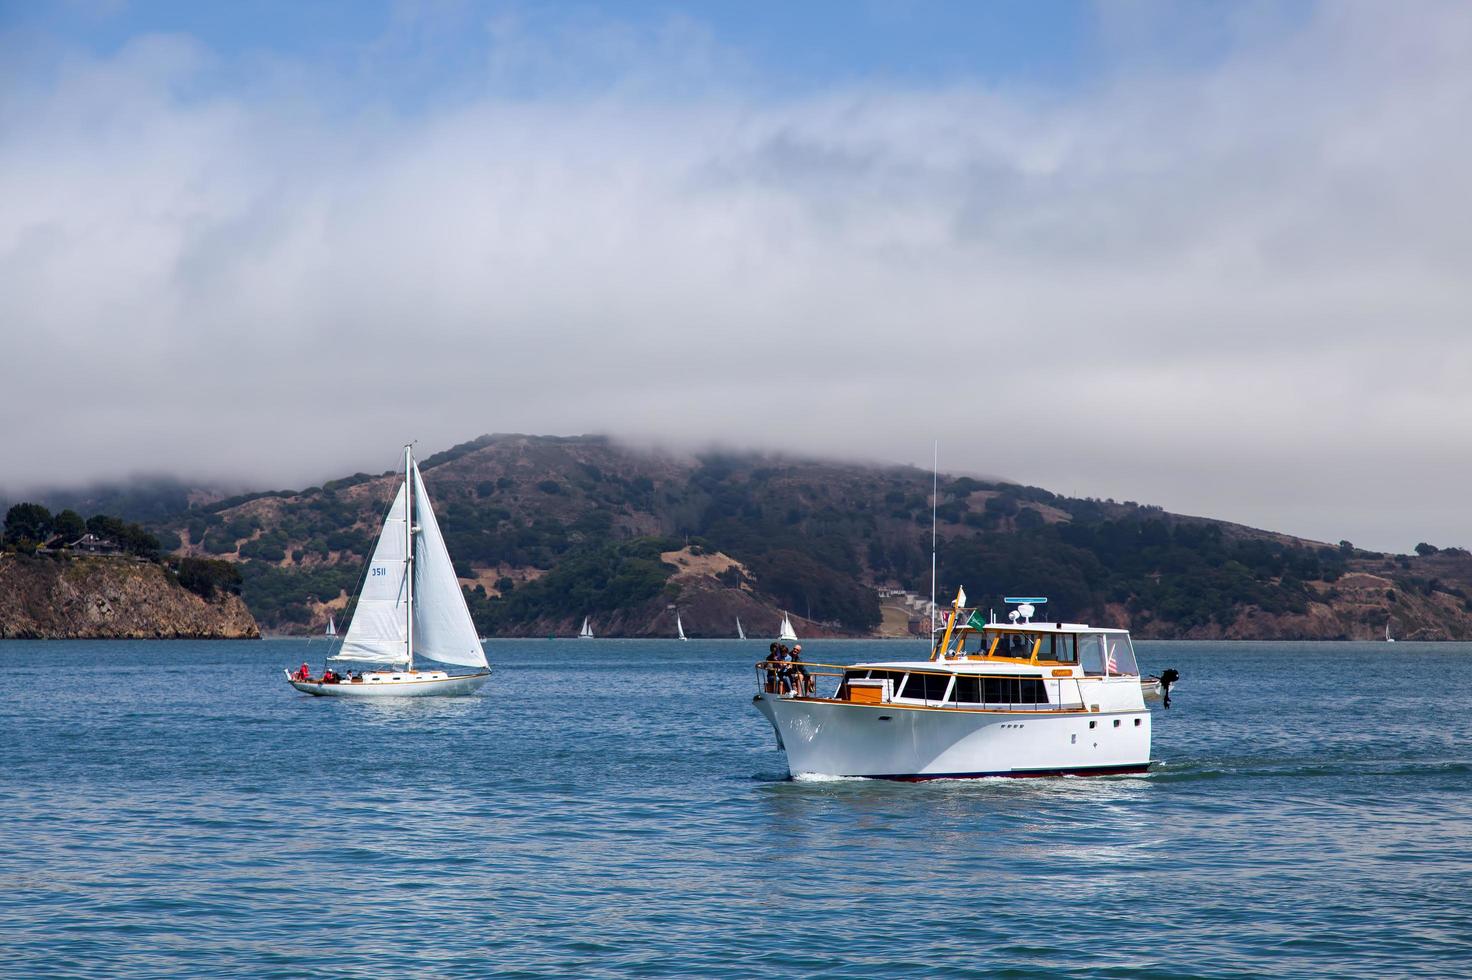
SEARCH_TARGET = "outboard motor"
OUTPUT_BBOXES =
[1159,668,1180,709]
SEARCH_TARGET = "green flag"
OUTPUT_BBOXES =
[966,610,987,630]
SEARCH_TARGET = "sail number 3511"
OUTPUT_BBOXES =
[371,566,387,576]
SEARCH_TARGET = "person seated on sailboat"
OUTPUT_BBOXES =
[296,662,311,681]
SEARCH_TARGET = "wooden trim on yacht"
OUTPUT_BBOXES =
[778,695,1092,716]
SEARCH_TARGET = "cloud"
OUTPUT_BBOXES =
[1,2,1469,552]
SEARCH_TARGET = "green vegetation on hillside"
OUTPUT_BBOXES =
[466,536,679,633]
[940,519,1348,630]
[16,433,1467,638]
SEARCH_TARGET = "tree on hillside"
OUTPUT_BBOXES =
[1415,542,1440,556]
[3,502,52,548]
[53,509,87,542]
[175,557,243,598]
[85,513,161,558]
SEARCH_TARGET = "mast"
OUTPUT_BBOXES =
[404,443,415,671]
[930,441,937,638]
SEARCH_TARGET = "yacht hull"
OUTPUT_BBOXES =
[286,669,491,698]
[753,693,1150,779]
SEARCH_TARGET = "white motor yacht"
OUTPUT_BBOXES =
[753,595,1150,779]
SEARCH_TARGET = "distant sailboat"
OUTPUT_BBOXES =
[778,611,798,642]
[1385,621,1395,643]
[284,445,492,698]
[677,612,688,641]
[579,615,595,640]
[324,614,336,637]
[736,616,746,640]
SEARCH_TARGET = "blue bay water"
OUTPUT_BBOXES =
[2,638,1471,978]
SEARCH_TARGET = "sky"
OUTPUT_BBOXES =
[1,0,1468,553]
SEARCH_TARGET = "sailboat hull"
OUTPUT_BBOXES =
[285,669,491,698]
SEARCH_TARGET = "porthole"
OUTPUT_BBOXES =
[1089,720,1097,729]
[1113,719,1121,728]
[1134,718,1142,727]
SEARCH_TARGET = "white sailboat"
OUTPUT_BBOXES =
[285,445,492,698]
[324,614,336,637]
[778,611,798,643]
[1385,621,1395,643]
[579,615,595,639]
[677,612,688,641]
[736,616,746,641]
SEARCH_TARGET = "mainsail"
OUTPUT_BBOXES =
[677,612,687,641]
[325,614,336,637]
[332,459,488,670]
[334,484,411,664]
[779,612,798,642]
[579,616,594,639]
[411,463,489,669]
[736,617,746,640]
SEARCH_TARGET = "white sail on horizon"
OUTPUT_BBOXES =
[677,612,687,641]
[736,616,745,640]
[325,614,336,637]
[580,615,594,639]
[779,611,798,642]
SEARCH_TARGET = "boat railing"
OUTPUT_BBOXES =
[754,661,1094,713]
[755,659,846,699]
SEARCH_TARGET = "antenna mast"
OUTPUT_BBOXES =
[930,441,938,637]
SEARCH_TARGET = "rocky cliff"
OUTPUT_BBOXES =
[0,554,259,639]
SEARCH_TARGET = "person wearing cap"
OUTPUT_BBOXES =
[296,662,311,682]
[789,644,812,696]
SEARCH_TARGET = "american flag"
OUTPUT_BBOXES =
[1105,642,1118,673]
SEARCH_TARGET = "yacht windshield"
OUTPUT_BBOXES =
[1079,633,1139,676]
[981,630,1078,662]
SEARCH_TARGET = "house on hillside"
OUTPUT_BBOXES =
[69,533,125,556]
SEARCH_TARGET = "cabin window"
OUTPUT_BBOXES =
[952,676,982,704]
[899,673,951,702]
[1052,634,1078,664]
[951,676,1047,705]
[980,677,1049,704]
[997,633,1032,658]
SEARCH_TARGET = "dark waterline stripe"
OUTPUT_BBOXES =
[854,763,1152,781]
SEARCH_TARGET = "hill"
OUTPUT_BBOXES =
[67,432,1472,641]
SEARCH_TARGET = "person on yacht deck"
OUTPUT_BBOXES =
[765,643,781,693]
[789,644,812,696]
